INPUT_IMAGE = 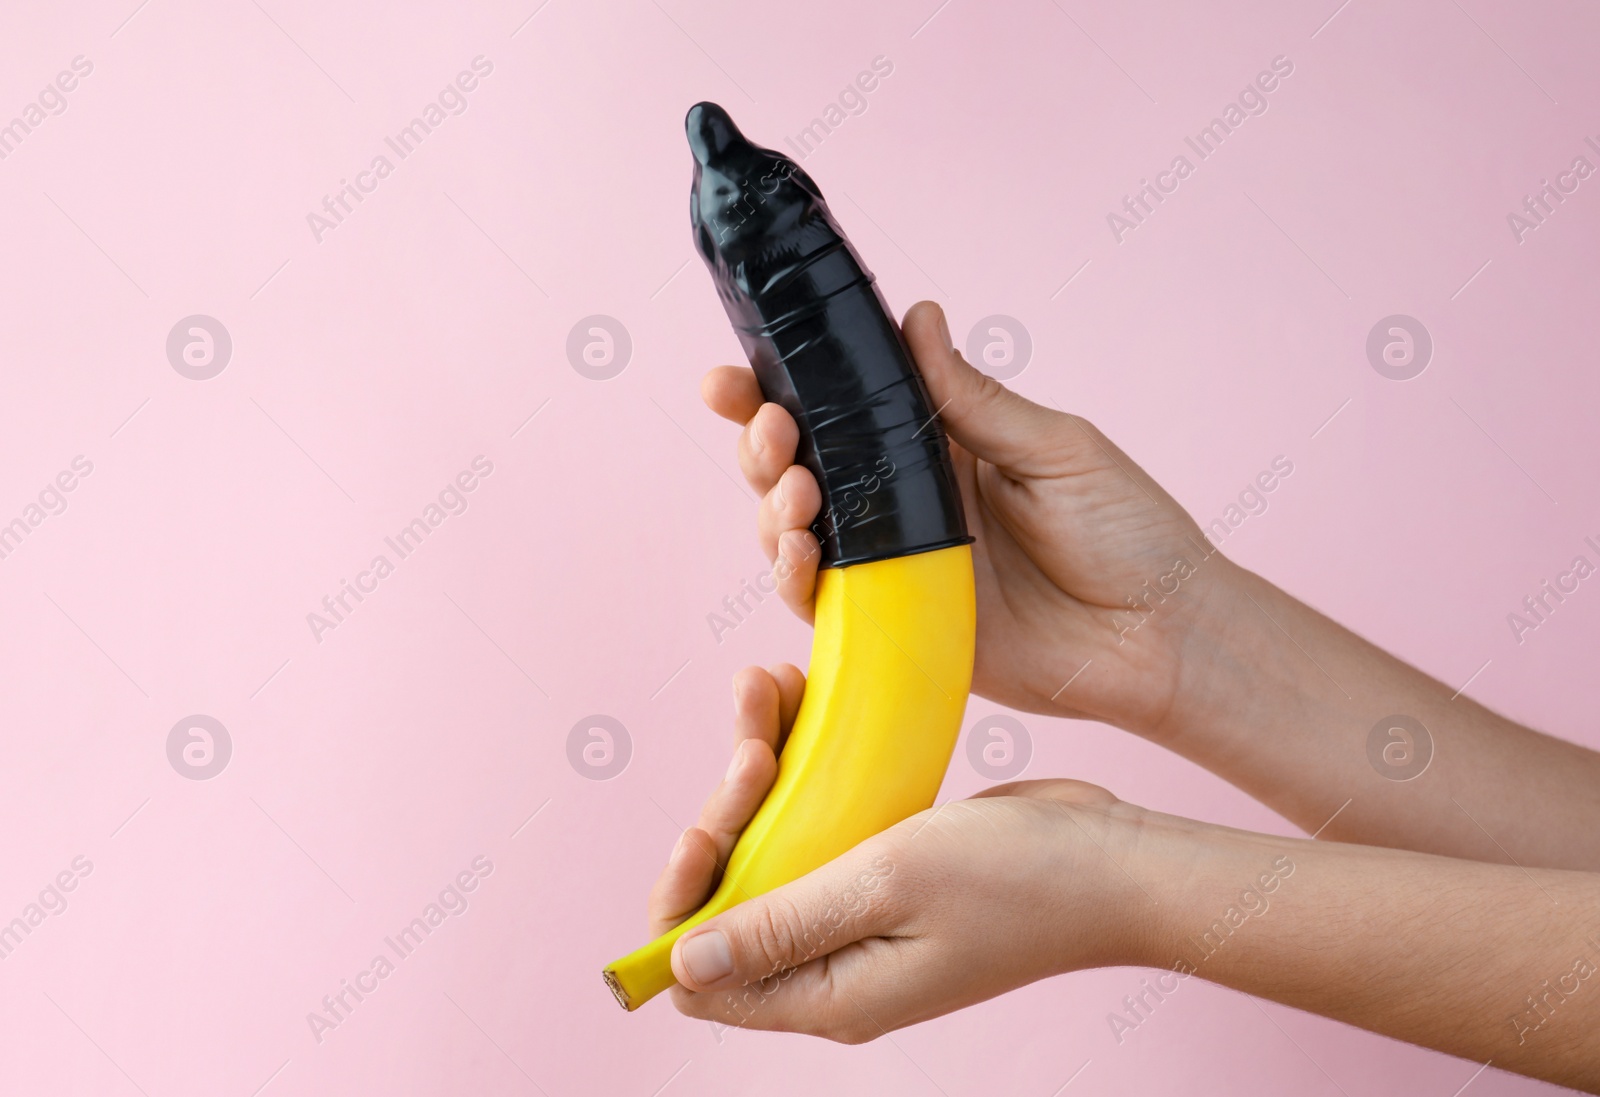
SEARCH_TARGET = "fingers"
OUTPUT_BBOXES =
[768,662,805,747]
[701,366,801,496]
[757,465,821,563]
[646,827,719,937]
[650,665,799,937]
[700,366,821,620]
[671,936,902,1042]
[694,738,778,871]
[669,840,901,1000]
[695,677,781,868]
[774,530,820,624]
[700,366,763,424]
[731,665,784,753]
[736,402,800,496]
[902,301,1065,476]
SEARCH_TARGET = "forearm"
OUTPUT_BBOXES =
[1153,561,1600,869]
[1125,816,1600,1090]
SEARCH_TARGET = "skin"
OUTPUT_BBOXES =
[647,301,1600,1087]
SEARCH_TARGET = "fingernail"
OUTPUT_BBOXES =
[749,420,765,456]
[680,930,734,987]
[724,740,748,782]
[773,478,787,510]
[935,309,953,353]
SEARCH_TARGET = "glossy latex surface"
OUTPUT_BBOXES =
[686,102,970,568]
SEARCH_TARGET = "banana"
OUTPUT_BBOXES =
[603,103,976,1011]
[603,545,974,1009]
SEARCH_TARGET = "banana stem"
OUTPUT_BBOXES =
[603,919,694,1010]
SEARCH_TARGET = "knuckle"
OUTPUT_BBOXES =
[863,835,909,890]
[746,895,807,975]
[1071,412,1105,444]
[971,366,1008,405]
[850,837,912,915]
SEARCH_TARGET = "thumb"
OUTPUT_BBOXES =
[903,301,1063,475]
[670,846,900,993]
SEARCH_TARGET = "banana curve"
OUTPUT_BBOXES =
[602,543,975,1010]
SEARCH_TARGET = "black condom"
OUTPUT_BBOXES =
[686,102,970,569]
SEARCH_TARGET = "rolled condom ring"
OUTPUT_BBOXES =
[686,102,970,568]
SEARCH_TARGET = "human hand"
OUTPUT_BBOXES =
[648,670,1600,1089]
[701,300,1238,736]
[645,667,1155,1040]
[645,663,804,948]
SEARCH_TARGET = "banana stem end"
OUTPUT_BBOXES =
[601,968,634,1011]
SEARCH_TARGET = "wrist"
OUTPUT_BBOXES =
[1107,549,1260,742]
[1040,798,1221,974]
[1035,549,1263,738]
[1119,810,1301,975]
[1139,560,1309,748]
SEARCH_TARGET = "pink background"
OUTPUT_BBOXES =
[2,0,1597,1093]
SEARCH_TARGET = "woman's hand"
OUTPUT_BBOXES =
[702,302,1600,870]
[645,666,1154,1040]
[645,663,803,945]
[701,300,1236,738]
[644,673,1600,1088]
